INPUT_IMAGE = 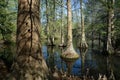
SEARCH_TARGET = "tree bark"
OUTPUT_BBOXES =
[67,0,72,46]
[60,0,64,46]
[106,0,115,54]
[46,0,51,45]
[79,0,88,49]
[11,0,49,79]
[61,0,79,60]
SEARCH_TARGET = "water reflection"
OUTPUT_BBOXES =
[107,56,116,80]
[47,46,55,71]
[59,47,66,73]
[64,59,77,76]
[43,45,81,75]
[0,43,119,79]
[42,45,120,79]
[79,48,88,76]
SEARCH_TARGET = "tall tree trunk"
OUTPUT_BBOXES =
[60,0,64,46]
[79,0,88,49]
[51,0,56,45]
[106,0,115,54]
[61,0,79,59]
[67,0,72,46]
[46,0,51,45]
[47,0,55,46]
[12,0,48,79]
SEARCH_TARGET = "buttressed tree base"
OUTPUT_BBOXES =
[61,0,79,60]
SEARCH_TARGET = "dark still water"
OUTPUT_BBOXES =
[42,45,120,79]
[0,43,120,79]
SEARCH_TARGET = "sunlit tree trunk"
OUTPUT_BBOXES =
[67,0,72,47]
[61,0,79,59]
[79,0,88,49]
[106,0,115,54]
[12,0,48,79]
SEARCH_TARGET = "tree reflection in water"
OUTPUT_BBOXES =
[0,44,120,79]
[79,48,88,76]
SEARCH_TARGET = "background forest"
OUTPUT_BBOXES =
[0,0,120,80]
[0,0,120,52]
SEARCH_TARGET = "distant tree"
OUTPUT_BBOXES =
[11,0,48,79]
[45,0,50,43]
[79,0,88,48]
[59,0,65,46]
[45,0,56,45]
[114,0,120,50]
[106,0,115,54]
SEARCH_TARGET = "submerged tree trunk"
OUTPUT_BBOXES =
[106,0,115,54]
[79,0,88,49]
[11,0,48,79]
[61,0,79,60]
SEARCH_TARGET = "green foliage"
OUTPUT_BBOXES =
[0,0,17,42]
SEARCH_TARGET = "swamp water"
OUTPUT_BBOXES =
[0,43,120,79]
[42,45,120,79]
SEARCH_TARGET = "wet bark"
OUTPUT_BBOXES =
[11,0,49,79]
